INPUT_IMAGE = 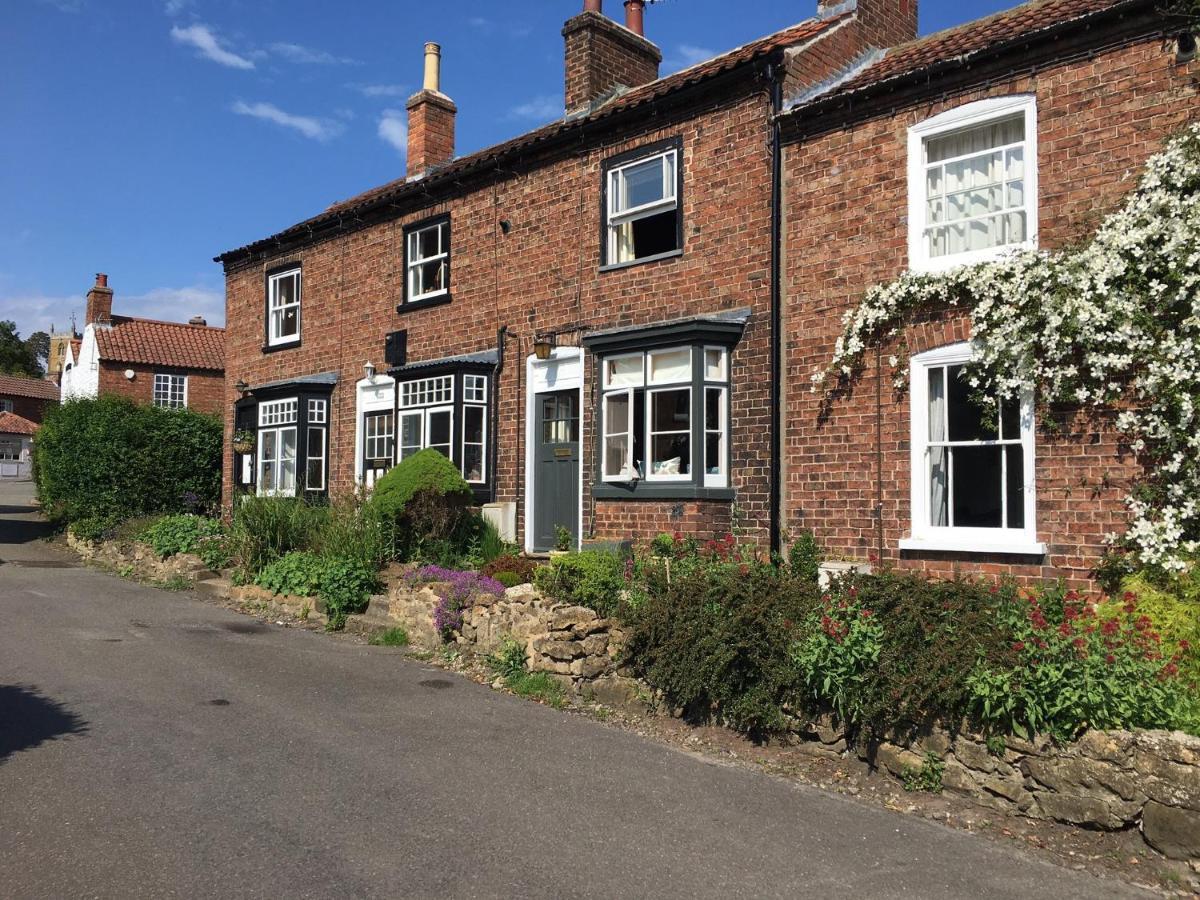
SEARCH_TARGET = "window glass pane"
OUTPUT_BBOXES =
[929,447,949,527]
[947,365,998,442]
[462,445,483,483]
[1005,444,1025,529]
[651,388,690,431]
[649,389,690,477]
[605,435,630,478]
[605,355,643,388]
[705,387,724,477]
[306,428,325,490]
[428,409,452,455]
[416,224,442,260]
[463,406,484,444]
[605,392,629,434]
[464,375,487,403]
[279,428,298,494]
[612,209,678,262]
[704,348,726,381]
[618,155,669,212]
[999,398,1020,441]
[951,445,1003,527]
[272,272,297,308]
[399,412,423,460]
[648,348,691,385]
[926,116,1023,163]
[928,367,946,442]
[651,435,690,476]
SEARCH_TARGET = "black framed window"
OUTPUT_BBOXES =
[233,383,332,499]
[265,264,301,349]
[401,215,451,309]
[601,137,684,270]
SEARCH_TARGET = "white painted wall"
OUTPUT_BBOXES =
[59,326,101,402]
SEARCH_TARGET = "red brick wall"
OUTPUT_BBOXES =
[223,86,779,547]
[781,37,1200,587]
[98,363,224,416]
[0,393,54,423]
[406,91,456,177]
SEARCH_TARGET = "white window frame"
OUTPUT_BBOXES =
[397,409,424,461]
[406,219,450,304]
[267,267,302,347]
[605,148,679,266]
[907,95,1038,274]
[423,405,454,459]
[461,402,487,485]
[364,411,394,464]
[0,399,13,413]
[257,398,300,498]
[152,373,187,409]
[902,343,1044,555]
[646,385,692,483]
[305,426,327,492]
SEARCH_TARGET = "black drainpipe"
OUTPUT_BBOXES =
[768,63,784,559]
[492,325,508,505]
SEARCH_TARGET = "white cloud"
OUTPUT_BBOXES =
[164,0,189,15]
[666,44,716,72]
[170,23,255,70]
[377,109,407,157]
[232,101,344,142]
[466,15,530,38]
[0,284,225,340]
[38,0,86,12]
[509,95,561,122]
[269,42,358,66]
[352,83,410,98]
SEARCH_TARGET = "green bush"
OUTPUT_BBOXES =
[624,565,818,736]
[35,396,222,525]
[493,571,523,588]
[69,514,121,543]
[370,448,472,533]
[310,494,393,573]
[787,530,823,585]
[230,496,328,576]
[533,550,626,617]
[254,551,376,631]
[480,554,538,584]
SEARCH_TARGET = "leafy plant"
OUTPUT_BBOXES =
[310,494,393,573]
[229,496,328,576]
[508,672,566,708]
[554,525,572,552]
[787,530,823,585]
[140,515,224,559]
[791,587,883,725]
[369,449,473,560]
[902,753,944,793]
[493,571,523,588]
[486,634,528,680]
[480,554,538,584]
[254,551,376,631]
[70,514,120,543]
[533,550,625,617]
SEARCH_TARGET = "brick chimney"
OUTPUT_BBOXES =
[85,273,113,326]
[818,0,918,47]
[563,0,661,115]
[406,42,456,178]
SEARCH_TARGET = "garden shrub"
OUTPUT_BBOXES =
[310,494,393,573]
[369,450,473,559]
[787,530,822,585]
[623,565,819,737]
[480,554,538,584]
[35,396,222,525]
[254,551,376,631]
[1107,571,1200,688]
[533,550,626,618]
[966,585,1194,741]
[230,496,328,576]
[69,514,121,543]
[140,515,224,559]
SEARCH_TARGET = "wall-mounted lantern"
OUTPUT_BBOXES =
[533,332,556,361]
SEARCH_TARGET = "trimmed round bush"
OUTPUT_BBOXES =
[369,449,473,559]
[370,448,472,521]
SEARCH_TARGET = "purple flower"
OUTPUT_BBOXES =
[410,567,505,639]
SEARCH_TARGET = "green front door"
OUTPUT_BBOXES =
[533,390,579,552]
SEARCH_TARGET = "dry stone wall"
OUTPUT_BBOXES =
[67,533,212,584]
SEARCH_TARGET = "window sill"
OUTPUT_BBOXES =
[908,242,1036,275]
[599,248,683,274]
[899,536,1047,556]
[397,293,452,314]
[592,481,734,502]
[262,339,301,354]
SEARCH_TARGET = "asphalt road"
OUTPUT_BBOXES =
[0,480,1151,899]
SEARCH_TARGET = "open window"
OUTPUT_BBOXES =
[902,343,1043,555]
[402,216,451,308]
[602,139,683,268]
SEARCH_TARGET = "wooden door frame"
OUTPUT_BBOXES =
[524,347,584,554]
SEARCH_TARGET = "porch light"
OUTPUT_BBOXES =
[533,333,556,360]
[235,380,249,395]
[364,361,376,380]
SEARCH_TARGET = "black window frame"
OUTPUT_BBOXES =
[399,213,453,313]
[583,317,742,502]
[599,136,685,272]
[262,261,303,353]
[389,360,495,505]
[234,380,333,500]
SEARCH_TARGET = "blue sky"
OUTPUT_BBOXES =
[2,0,1016,339]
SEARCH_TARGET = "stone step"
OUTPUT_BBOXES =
[193,577,233,600]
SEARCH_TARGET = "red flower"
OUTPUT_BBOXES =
[1102,620,1119,636]
[1073,637,1086,649]
[1179,640,1191,652]
[1012,641,1026,652]
[1105,654,1116,665]
[1058,622,1073,637]
[1123,591,1137,602]
[860,609,873,619]
[673,531,683,542]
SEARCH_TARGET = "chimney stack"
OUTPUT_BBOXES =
[563,0,661,114]
[85,272,113,326]
[406,42,457,179]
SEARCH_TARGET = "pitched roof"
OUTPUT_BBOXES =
[217,13,849,264]
[790,0,1149,111]
[94,317,225,372]
[0,411,39,436]
[0,373,60,401]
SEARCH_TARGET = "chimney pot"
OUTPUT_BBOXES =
[624,0,646,36]
[422,41,441,93]
[584,0,602,11]
[95,273,108,288]
[188,315,207,327]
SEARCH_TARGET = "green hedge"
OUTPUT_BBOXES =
[36,396,222,524]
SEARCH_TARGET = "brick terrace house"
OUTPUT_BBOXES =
[779,0,1199,585]
[0,373,59,423]
[60,274,225,416]
[216,0,917,552]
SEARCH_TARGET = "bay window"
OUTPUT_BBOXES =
[598,344,729,492]
[258,398,298,496]
[903,343,1043,554]
[266,266,301,348]
[908,96,1037,272]
[602,139,683,268]
[246,388,331,499]
[395,370,489,486]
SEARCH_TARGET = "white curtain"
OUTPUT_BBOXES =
[928,367,949,527]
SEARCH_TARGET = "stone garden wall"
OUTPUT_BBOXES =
[798,714,1200,861]
[67,533,212,584]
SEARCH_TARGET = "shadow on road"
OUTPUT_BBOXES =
[0,685,88,762]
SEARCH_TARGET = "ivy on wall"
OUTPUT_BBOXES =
[814,123,1200,571]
